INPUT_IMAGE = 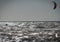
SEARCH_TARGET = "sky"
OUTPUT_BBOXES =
[0,0,60,21]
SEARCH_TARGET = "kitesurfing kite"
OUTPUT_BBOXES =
[52,0,57,10]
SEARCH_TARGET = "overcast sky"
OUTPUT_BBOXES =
[0,0,60,21]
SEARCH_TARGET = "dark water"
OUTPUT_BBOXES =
[0,21,60,42]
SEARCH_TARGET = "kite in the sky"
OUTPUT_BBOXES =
[52,1,57,10]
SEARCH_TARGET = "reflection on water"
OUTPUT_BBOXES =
[0,21,60,42]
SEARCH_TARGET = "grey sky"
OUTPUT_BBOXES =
[0,0,60,21]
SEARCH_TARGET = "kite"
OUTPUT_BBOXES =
[52,1,57,10]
